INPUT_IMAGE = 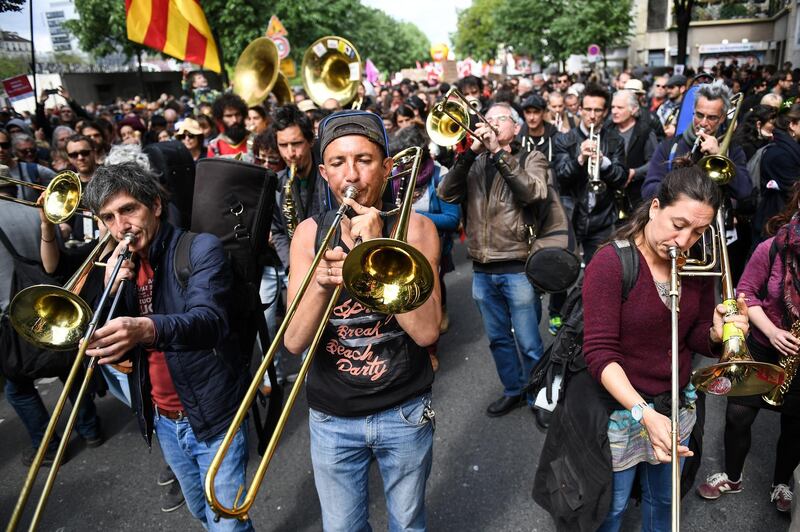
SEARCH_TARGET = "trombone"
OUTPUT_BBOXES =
[0,170,93,224]
[204,147,434,521]
[7,233,135,531]
[665,91,785,531]
[426,87,498,147]
[586,124,606,193]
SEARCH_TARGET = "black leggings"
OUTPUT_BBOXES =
[724,401,800,485]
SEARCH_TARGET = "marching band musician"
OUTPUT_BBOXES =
[284,111,441,532]
[81,162,253,532]
[582,164,747,531]
[697,184,800,513]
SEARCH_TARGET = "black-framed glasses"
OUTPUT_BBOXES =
[0,141,12,149]
[174,134,187,140]
[694,111,721,123]
[67,149,92,159]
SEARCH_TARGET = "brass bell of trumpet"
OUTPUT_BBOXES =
[301,36,361,107]
[233,37,280,107]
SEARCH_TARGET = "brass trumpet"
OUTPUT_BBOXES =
[586,124,606,193]
[204,147,434,521]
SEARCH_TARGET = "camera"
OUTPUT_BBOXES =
[44,88,59,95]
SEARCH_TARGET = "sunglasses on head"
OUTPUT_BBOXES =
[67,149,92,159]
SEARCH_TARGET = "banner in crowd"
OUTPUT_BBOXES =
[125,0,221,73]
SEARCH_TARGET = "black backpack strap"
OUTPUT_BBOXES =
[173,231,198,290]
[758,238,780,301]
[0,226,22,260]
[611,239,640,301]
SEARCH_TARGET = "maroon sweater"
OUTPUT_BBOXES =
[583,244,718,396]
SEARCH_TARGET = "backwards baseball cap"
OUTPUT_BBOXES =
[318,111,389,158]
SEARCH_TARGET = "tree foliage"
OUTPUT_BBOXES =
[453,0,633,68]
[65,0,430,78]
[0,0,25,13]
[0,55,28,80]
[451,0,501,61]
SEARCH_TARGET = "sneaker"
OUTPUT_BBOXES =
[770,483,793,513]
[157,465,176,487]
[21,446,69,468]
[696,472,743,500]
[161,482,186,513]
[548,316,563,336]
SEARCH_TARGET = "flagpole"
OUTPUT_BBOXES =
[211,28,228,87]
[29,0,38,98]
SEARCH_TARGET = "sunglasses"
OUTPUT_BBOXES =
[0,141,10,149]
[67,149,92,159]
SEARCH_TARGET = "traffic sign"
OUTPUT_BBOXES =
[280,58,296,78]
[271,35,291,60]
[266,15,287,37]
[587,44,601,57]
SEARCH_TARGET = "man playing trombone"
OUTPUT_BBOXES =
[284,111,441,531]
[80,162,253,532]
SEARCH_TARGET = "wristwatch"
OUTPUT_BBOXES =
[630,402,650,422]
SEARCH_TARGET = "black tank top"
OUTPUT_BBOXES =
[305,211,434,417]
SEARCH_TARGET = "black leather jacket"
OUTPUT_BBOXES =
[552,125,628,239]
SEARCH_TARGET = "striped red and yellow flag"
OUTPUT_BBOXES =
[125,0,221,73]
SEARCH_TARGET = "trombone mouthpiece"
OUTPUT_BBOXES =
[344,186,358,200]
[123,232,137,244]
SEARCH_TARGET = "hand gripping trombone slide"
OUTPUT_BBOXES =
[7,233,136,532]
[204,147,435,521]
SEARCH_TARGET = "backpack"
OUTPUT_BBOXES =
[746,143,771,207]
[527,240,639,410]
[175,158,282,454]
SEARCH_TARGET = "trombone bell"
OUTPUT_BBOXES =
[697,154,735,185]
[426,100,470,147]
[692,312,785,396]
[342,240,434,314]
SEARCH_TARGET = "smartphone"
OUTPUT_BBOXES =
[44,89,59,95]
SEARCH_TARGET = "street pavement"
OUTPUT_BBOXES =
[0,242,793,531]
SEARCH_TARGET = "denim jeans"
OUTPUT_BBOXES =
[308,393,434,532]
[472,272,544,397]
[597,441,688,532]
[154,413,254,532]
[5,376,100,450]
[99,365,132,407]
[259,265,287,387]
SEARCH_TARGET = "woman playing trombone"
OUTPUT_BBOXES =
[582,161,749,531]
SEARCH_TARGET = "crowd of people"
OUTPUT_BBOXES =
[2,56,800,531]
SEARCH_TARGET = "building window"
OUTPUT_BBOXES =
[647,0,668,31]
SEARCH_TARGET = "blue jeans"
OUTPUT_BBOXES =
[99,365,131,407]
[154,413,254,532]
[598,443,688,532]
[5,376,100,450]
[308,393,434,532]
[259,265,287,386]
[472,272,544,397]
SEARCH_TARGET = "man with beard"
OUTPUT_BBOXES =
[207,93,249,158]
[0,129,55,202]
[60,134,101,246]
[656,74,687,131]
